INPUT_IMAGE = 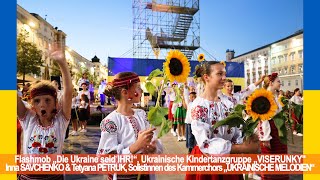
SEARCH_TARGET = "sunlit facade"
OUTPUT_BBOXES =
[229,30,303,91]
[17,5,108,85]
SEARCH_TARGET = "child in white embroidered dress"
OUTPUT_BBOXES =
[97,72,163,180]
[186,61,260,180]
[17,46,72,180]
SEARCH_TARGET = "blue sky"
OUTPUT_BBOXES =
[17,0,303,65]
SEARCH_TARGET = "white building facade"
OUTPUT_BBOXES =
[228,30,303,91]
[17,5,108,85]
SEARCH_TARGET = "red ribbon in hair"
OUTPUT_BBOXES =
[111,74,140,88]
[30,87,57,99]
[268,72,278,82]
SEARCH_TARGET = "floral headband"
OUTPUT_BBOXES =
[111,74,140,88]
[268,73,278,82]
[220,61,226,67]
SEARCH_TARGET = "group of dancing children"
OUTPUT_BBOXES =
[17,47,290,180]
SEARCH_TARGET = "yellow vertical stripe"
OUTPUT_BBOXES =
[0,91,17,179]
[303,91,320,179]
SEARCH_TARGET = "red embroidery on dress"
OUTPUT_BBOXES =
[204,143,209,148]
[191,106,208,122]
[128,117,140,138]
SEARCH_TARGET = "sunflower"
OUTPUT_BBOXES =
[220,61,226,67]
[163,50,190,83]
[198,53,205,62]
[246,89,278,121]
[278,96,285,107]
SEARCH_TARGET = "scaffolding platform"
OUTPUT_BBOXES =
[146,2,199,15]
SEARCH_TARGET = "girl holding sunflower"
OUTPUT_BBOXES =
[97,72,163,180]
[186,61,260,180]
[223,78,265,106]
[256,72,289,180]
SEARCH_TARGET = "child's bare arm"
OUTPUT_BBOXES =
[17,94,27,119]
[51,44,73,119]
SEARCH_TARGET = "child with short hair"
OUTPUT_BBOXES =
[185,92,197,153]
[17,46,72,180]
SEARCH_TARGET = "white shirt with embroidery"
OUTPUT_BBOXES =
[223,84,257,106]
[19,109,69,154]
[97,108,163,155]
[190,96,243,155]
[258,96,282,141]
[97,109,163,180]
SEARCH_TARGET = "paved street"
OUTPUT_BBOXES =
[63,105,303,180]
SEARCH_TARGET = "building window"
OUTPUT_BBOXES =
[284,54,288,62]
[282,81,284,85]
[291,65,295,74]
[278,56,283,64]
[284,67,288,74]
[271,57,276,65]
[288,80,291,86]
[290,52,295,61]
[299,64,303,72]
[295,80,299,86]
[299,50,303,59]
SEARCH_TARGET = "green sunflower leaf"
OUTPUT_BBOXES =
[158,119,171,138]
[147,69,163,81]
[273,114,285,132]
[293,103,303,118]
[234,104,246,112]
[213,114,245,129]
[279,125,288,144]
[147,106,165,126]
[145,81,157,96]
[243,119,259,138]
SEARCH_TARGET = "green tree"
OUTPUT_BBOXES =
[51,61,75,78]
[50,60,61,76]
[17,30,44,85]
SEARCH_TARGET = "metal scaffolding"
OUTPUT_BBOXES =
[132,0,200,60]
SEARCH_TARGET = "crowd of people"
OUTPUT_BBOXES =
[16,48,303,180]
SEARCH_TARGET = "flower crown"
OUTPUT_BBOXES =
[268,73,278,82]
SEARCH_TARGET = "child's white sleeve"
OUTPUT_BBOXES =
[97,119,132,155]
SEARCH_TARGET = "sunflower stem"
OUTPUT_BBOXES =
[288,106,294,144]
[155,76,167,107]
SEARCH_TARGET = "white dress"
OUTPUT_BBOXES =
[19,109,69,154]
[190,96,242,154]
[223,84,257,106]
[97,108,163,180]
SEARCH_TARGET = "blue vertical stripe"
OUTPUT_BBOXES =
[1,1,16,90]
[304,0,318,90]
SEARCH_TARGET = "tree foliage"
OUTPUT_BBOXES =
[17,30,44,85]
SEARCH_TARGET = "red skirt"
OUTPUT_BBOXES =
[260,120,289,180]
[17,120,22,154]
[168,101,174,121]
[185,146,243,180]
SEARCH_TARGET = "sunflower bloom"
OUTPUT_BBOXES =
[163,50,190,83]
[198,53,205,62]
[246,89,278,121]
[220,61,226,67]
[278,96,285,107]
